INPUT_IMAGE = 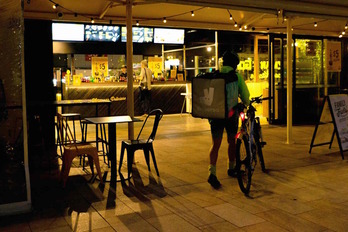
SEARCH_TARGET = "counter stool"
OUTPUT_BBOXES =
[61,113,83,143]
[180,93,192,115]
[81,120,109,168]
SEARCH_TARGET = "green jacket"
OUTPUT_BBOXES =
[221,66,250,112]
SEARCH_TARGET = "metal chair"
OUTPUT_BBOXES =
[56,113,103,187]
[118,109,163,180]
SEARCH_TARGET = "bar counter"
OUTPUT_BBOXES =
[61,81,187,117]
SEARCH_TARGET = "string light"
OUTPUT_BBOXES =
[345,24,348,30]
[91,18,95,23]
[342,31,346,35]
[230,14,233,20]
[52,4,58,9]
[191,11,194,17]
[163,17,167,23]
[314,22,317,27]
[136,20,139,26]
[339,34,343,38]
[239,26,242,31]
[234,22,238,27]
[244,25,248,29]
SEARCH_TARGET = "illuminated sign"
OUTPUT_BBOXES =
[52,23,84,41]
[121,27,153,43]
[85,25,120,42]
[154,28,185,44]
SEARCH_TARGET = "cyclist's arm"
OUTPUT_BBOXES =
[237,73,250,105]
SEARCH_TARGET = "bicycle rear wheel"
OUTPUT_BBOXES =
[236,135,252,195]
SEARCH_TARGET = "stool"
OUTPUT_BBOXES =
[61,113,83,143]
[180,93,192,115]
[81,120,109,168]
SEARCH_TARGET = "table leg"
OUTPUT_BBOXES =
[108,123,116,188]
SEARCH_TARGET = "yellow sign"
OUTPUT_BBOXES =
[91,57,108,80]
[73,74,82,86]
[148,57,163,78]
[326,41,341,72]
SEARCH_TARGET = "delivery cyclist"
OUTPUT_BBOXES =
[208,50,250,189]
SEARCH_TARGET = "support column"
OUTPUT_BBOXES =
[254,37,259,82]
[126,0,134,140]
[215,31,218,70]
[286,18,293,144]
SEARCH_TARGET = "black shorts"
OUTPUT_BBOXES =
[209,113,239,140]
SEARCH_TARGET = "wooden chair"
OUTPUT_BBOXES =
[118,109,163,180]
[56,113,103,187]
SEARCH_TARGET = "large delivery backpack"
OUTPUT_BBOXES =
[192,71,237,119]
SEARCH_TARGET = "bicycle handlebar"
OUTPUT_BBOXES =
[250,96,272,104]
[234,96,273,113]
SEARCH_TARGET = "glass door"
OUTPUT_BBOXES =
[269,34,287,124]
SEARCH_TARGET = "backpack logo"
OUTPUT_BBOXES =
[200,87,214,106]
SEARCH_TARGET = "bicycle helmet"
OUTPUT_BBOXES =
[222,50,240,69]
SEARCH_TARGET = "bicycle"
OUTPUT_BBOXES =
[235,96,268,195]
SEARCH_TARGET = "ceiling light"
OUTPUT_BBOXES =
[136,20,139,26]
[191,11,194,17]
[163,17,167,23]
[207,47,212,52]
[314,22,317,27]
[52,4,58,9]
[91,18,95,23]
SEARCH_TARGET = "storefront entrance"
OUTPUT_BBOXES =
[268,34,287,124]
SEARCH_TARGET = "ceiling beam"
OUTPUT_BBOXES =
[99,1,114,19]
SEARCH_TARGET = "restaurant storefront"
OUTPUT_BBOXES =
[52,22,344,124]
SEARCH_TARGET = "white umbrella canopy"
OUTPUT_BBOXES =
[23,0,348,37]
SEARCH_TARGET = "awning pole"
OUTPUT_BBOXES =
[286,18,293,144]
[126,0,134,140]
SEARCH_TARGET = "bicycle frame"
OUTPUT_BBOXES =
[236,103,257,172]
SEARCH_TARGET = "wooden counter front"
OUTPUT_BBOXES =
[61,82,187,117]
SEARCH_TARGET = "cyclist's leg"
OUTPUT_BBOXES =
[208,119,224,189]
[209,119,224,166]
[226,114,239,176]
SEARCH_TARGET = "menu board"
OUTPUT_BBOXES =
[154,28,185,44]
[91,57,108,80]
[85,25,120,42]
[121,27,153,43]
[52,23,84,41]
[326,41,341,72]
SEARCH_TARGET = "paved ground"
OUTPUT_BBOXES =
[1,114,348,232]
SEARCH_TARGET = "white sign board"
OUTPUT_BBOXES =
[329,94,348,150]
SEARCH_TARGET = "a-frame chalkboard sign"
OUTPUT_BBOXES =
[309,94,348,160]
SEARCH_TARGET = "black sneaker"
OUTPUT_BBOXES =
[227,168,238,177]
[208,174,221,189]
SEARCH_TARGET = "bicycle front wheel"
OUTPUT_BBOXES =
[255,140,266,172]
[236,135,252,195]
